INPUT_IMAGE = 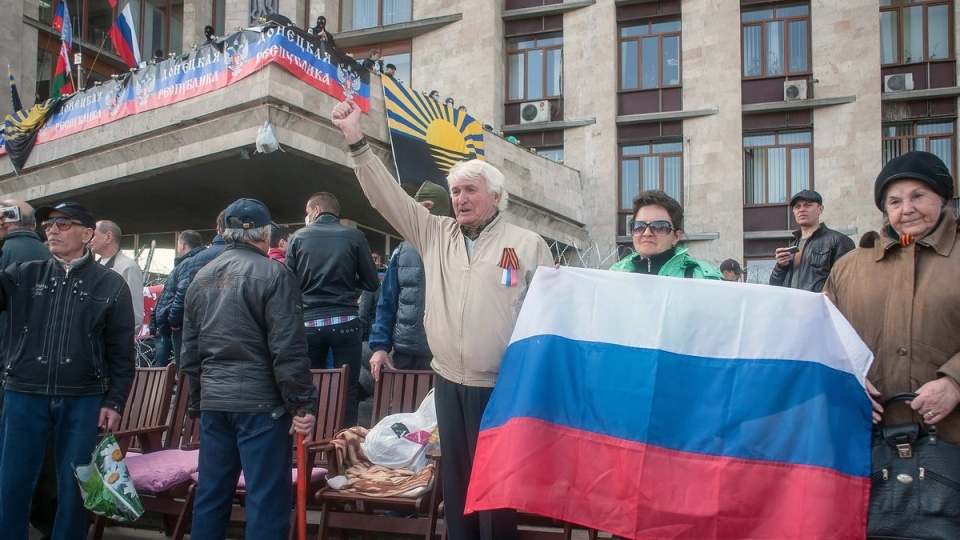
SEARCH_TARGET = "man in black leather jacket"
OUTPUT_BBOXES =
[287,192,379,426]
[769,189,855,292]
[0,201,135,540]
[181,198,317,540]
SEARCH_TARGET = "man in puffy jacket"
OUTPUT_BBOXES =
[152,229,204,366]
[166,211,227,364]
[181,198,317,540]
[368,181,450,380]
[769,189,855,292]
[0,201,134,540]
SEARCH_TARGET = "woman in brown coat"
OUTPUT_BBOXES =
[825,151,960,443]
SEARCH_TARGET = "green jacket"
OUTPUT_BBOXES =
[609,245,723,280]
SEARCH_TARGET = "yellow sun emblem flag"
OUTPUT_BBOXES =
[382,76,484,189]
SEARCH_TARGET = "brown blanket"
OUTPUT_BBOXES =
[328,426,434,498]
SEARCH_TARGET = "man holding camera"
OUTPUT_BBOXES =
[0,200,50,270]
[769,189,854,292]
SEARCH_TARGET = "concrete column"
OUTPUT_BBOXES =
[681,0,745,265]
[811,0,882,242]
[2,0,31,120]
[182,0,215,52]
[410,0,503,128]
[562,2,618,255]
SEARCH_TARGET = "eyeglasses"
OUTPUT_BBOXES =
[41,217,84,231]
[630,220,676,237]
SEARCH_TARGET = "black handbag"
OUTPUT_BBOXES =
[867,393,960,540]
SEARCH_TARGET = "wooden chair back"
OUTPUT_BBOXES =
[167,371,201,451]
[370,369,437,426]
[313,365,349,444]
[116,364,177,453]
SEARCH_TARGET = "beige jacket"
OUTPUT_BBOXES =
[350,146,553,387]
[825,210,960,443]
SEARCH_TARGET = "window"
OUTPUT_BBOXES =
[341,0,412,32]
[744,130,812,205]
[619,19,681,90]
[883,120,955,177]
[214,0,225,35]
[620,141,683,209]
[741,3,810,78]
[536,147,564,163]
[880,1,952,65]
[507,33,562,101]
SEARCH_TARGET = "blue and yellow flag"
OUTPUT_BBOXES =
[383,76,483,188]
[3,98,62,174]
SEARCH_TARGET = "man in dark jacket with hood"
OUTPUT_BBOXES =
[769,189,855,292]
[368,182,450,380]
[182,198,317,540]
[151,229,204,366]
[287,192,379,426]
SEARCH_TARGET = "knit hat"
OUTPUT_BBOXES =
[415,181,451,217]
[875,151,953,210]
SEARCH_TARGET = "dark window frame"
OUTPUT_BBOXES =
[618,18,682,91]
[743,129,814,206]
[505,32,563,103]
[880,0,954,66]
[339,0,413,32]
[882,119,956,187]
[741,2,812,80]
[618,140,684,213]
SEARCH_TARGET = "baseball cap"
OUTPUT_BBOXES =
[35,202,96,229]
[224,198,276,230]
[719,259,742,275]
[789,189,823,207]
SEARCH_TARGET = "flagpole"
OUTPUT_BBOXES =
[86,33,111,84]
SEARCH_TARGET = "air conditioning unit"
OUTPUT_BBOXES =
[783,80,808,101]
[884,73,915,93]
[519,100,551,124]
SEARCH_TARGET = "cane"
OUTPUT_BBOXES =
[296,418,307,540]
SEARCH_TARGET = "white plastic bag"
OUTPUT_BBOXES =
[362,389,438,472]
[255,121,282,153]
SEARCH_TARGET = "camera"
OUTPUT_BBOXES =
[0,206,21,224]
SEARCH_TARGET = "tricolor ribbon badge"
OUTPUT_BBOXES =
[499,248,519,287]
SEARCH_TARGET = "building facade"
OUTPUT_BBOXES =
[1,0,958,278]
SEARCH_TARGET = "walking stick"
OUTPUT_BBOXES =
[297,429,307,540]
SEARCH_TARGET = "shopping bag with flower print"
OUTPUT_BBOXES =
[73,433,144,521]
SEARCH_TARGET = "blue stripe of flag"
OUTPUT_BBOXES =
[483,335,872,478]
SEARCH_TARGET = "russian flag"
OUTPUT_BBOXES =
[465,267,873,539]
[109,4,142,68]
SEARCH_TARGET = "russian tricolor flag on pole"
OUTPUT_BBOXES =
[465,267,873,539]
[109,4,142,68]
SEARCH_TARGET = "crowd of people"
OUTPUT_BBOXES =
[0,92,956,539]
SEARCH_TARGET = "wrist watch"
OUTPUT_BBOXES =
[348,138,368,152]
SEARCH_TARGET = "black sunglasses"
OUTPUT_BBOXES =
[41,217,84,231]
[630,220,675,237]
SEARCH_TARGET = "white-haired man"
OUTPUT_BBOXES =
[332,99,554,540]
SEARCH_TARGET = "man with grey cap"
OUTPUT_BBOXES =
[0,201,135,540]
[769,189,854,292]
[181,198,317,540]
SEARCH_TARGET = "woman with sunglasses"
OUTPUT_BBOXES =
[610,190,722,279]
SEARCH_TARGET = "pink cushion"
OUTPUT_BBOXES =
[126,449,200,493]
[189,467,328,489]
